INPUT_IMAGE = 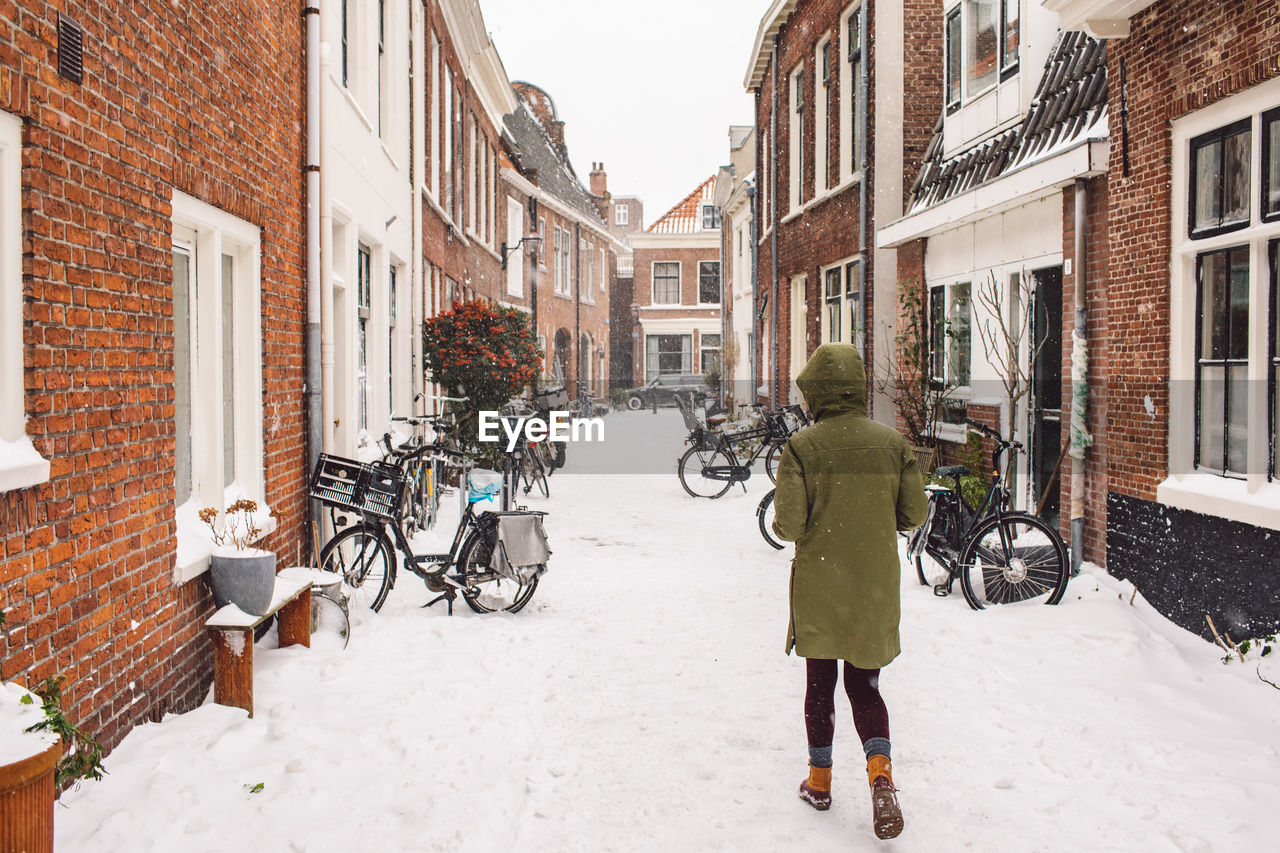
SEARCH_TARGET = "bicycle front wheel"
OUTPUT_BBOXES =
[319,525,396,612]
[677,446,735,499]
[764,443,783,484]
[957,512,1068,609]
[458,527,539,613]
[757,489,784,550]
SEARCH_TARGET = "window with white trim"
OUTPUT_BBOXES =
[444,67,454,215]
[599,247,607,294]
[790,64,805,211]
[698,261,721,305]
[430,33,440,198]
[929,280,971,387]
[700,333,721,375]
[815,35,830,193]
[701,204,721,231]
[820,260,864,357]
[583,239,595,303]
[615,205,629,226]
[377,0,387,137]
[357,243,372,433]
[0,110,50,492]
[844,5,864,178]
[170,189,264,531]
[944,0,1018,110]
[506,197,524,298]
[653,262,681,305]
[538,216,547,269]
[1177,100,1280,481]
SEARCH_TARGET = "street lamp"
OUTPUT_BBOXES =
[499,233,542,270]
[500,232,543,344]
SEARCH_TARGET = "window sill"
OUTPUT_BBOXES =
[1156,473,1280,532]
[780,173,864,225]
[174,498,279,584]
[334,79,375,134]
[0,437,51,494]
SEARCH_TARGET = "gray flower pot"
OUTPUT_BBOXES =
[209,550,277,616]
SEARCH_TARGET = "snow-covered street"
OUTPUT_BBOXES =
[56,412,1280,852]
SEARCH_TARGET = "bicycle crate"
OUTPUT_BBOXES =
[309,454,406,522]
[533,384,570,410]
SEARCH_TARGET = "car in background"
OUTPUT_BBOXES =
[624,374,717,410]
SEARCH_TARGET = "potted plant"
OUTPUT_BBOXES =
[2,671,105,851]
[201,500,280,616]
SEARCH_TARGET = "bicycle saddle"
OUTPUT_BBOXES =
[935,465,969,479]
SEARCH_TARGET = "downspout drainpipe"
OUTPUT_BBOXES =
[319,8,336,455]
[304,2,323,537]
[719,203,729,405]
[574,222,581,397]
[1069,177,1091,573]
[410,1,426,409]
[769,42,779,410]
[858,6,869,372]
[747,182,758,401]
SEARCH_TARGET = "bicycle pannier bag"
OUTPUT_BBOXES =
[490,513,552,584]
[468,468,503,504]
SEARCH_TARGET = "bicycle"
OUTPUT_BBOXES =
[676,398,809,499]
[310,446,549,615]
[379,393,469,533]
[906,419,1069,609]
[757,488,784,550]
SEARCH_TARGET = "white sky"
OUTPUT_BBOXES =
[477,0,761,229]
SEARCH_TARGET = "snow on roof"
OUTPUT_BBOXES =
[647,176,717,235]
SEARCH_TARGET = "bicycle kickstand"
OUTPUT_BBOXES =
[423,589,456,615]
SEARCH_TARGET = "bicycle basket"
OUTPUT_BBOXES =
[489,511,551,584]
[533,385,570,409]
[468,468,503,503]
[309,454,406,522]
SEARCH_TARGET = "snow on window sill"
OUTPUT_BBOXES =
[0,436,50,494]
[1156,473,1280,533]
[174,495,279,584]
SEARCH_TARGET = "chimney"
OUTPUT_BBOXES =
[589,162,607,197]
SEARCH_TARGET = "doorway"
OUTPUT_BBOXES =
[1030,266,1063,526]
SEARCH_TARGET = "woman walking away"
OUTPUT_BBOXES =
[771,343,928,840]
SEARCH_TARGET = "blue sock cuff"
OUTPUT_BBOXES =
[808,745,833,768]
[863,737,891,761]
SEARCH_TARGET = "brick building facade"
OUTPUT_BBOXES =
[0,1,307,752]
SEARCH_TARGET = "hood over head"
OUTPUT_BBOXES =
[795,343,867,420]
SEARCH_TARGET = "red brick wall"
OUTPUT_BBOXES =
[1105,0,1280,500]
[0,1,306,752]
[632,243,720,385]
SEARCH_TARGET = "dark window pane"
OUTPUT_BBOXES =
[1267,112,1280,219]
[949,282,972,387]
[825,267,841,299]
[1228,247,1250,360]
[1002,0,1019,70]
[946,10,961,106]
[1199,363,1225,469]
[699,261,721,303]
[1199,252,1228,360]
[1223,129,1251,226]
[930,287,946,382]
[1193,139,1222,233]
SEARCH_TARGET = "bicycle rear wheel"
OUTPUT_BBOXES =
[318,525,396,612]
[757,489,784,550]
[457,527,539,613]
[909,499,950,587]
[764,443,783,484]
[957,512,1069,609]
[677,446,735,499]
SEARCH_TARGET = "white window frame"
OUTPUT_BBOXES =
[789,64,805,212]
[697,261,721,306]
[429,32,440,199]
[928,279,972,391]
[842,3,865,183]
[599,247,607,294]
[819,258,865,357]
[815,35,830,194]
[652,261,682,306]
[701,204,721,231]
[582,239,594,303]
[1162,77,1280,530]
[0,110,50,492]
[506,197,525,298]
[944,0,1018,110]
[171,189,267,582]
[615,205,629,227]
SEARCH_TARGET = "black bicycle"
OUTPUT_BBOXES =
[676,399,809,499]
[311,447,547,615]
[757,488,784,550]
[906,419,1069,609]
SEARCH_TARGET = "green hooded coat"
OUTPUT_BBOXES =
[772,344,928,668]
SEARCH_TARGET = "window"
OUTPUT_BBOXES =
[1190,119,1251,239]
[790,65,805,211]
[170,191,264,576]
[929,281,971,387]
[616,205,629,226]
[847,7,864,171]
[377,0,386,137]
[341,0,350,88]
[1196,247,1250,477]
[846,260,864,356]
[966,0,998,96]
[815,36,830,192]
[1266,108,1280,222]
[583,241,595,303]
[599,248,607,294]
[506,197,524,298]
[554,226,573,296]
[701,334,721,375]
[357,243,371,433]
[1001,0,1019,74]
[646,334,691,378]
[430,33,440,197]
[699,261,721,304]
[653,262,681,305]
[945,8,961,109]
[824,268,842,343]
[538,217,546,269]
[0,110,48,491]
[444,68,454,215]
[701,204,721,231]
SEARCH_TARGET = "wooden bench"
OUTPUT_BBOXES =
[205,575,312,718]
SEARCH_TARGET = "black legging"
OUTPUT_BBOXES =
[804,659,890,747]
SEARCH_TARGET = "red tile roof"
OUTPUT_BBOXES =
[647,176,717,234]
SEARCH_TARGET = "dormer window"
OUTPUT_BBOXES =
[701,205,721,230]
[1001,0,1020,76]
[945,1,1019,111]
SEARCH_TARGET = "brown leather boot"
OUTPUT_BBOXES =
[798,765,831,811]
[866,755,903,839]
